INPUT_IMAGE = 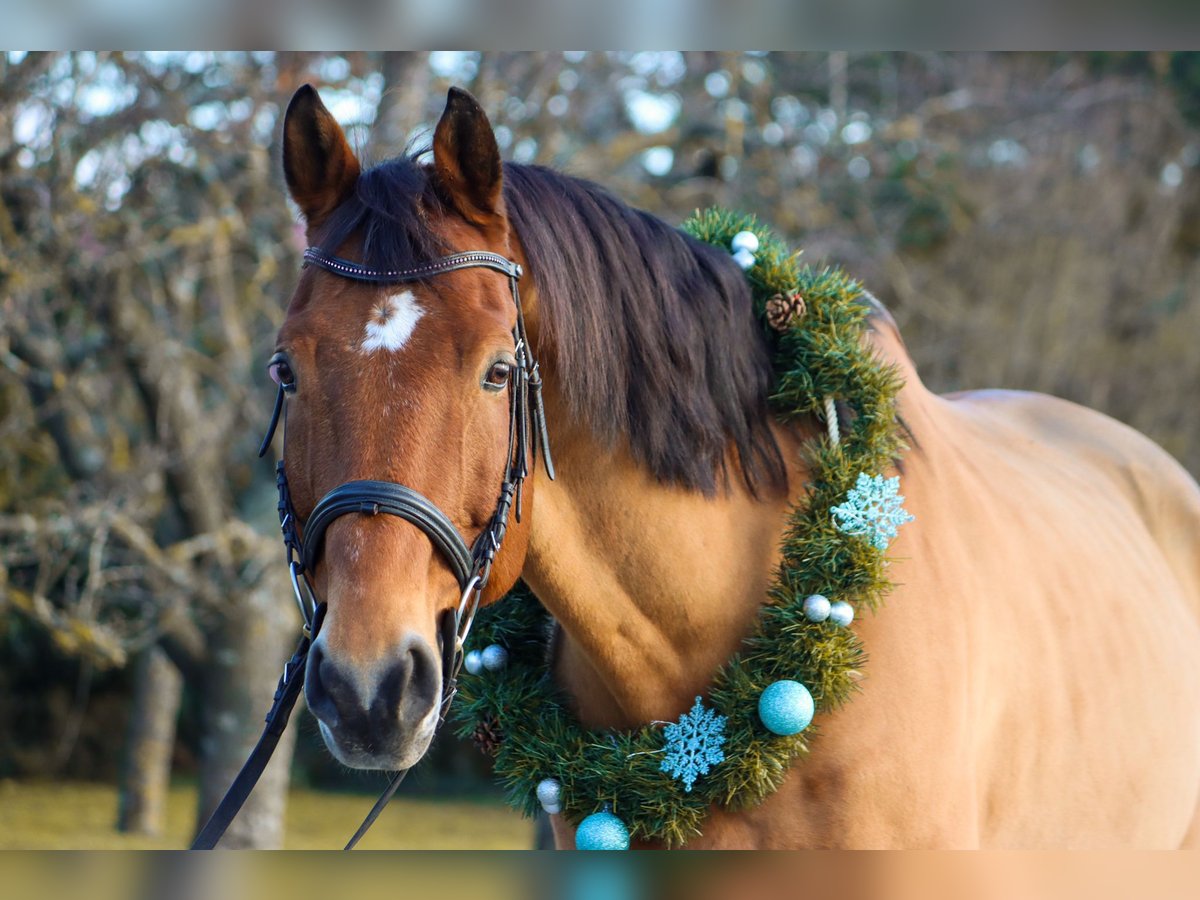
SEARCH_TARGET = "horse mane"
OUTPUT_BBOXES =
[314,155,787,497]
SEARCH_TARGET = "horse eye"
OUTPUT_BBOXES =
[483,361,512,392]
[268,355,296,391]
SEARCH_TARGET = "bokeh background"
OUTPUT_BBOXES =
[1,51,1198,848]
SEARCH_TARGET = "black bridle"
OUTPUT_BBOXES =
[191,246,553,850]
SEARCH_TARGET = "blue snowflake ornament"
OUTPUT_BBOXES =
[660,696,727,792]
[831,473,914,551]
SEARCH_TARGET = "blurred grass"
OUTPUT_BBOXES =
[0,779,532,849]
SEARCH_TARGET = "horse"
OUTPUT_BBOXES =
[272,83,1200,848]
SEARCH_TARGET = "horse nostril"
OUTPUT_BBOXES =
[304,642,348,727]
[373,635,441,726]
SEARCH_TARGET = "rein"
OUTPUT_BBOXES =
[191,245,553,850]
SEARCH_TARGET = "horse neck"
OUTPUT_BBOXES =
[521,397,813,730]
[517,295,923,730]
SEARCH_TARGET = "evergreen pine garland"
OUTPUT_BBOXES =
[453,208,907,847]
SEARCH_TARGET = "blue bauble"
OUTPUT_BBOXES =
[828,600,855,627]
[730,230,760,254]
[732,247,756,270]
[758,680,815,736]
[802,594,831,622]
[536,777,563,814]
[463,650,484,675]
[575,811,630,850]
[481,644,508,671]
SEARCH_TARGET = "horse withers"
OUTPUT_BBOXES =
[272,83,1200,848]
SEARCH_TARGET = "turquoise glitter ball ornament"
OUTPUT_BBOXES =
[575,810,630,850]
[828,600,855,627]
[758,680,815,736]
[802,594,831,622]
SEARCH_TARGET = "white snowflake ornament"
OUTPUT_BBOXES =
[830,473,914,551]
[659,696,727,792]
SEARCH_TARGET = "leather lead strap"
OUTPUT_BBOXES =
[343,770,411,850]
[190,618,318,849]
[341,613,460,850]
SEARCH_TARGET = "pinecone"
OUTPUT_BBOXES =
[471,713,503,756]
[765,291,806,332]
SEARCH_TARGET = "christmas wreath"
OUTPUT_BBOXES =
[453,208,911,848]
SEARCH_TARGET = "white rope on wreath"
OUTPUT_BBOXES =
[823,395,840,447]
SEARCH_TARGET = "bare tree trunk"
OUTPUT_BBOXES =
[367,52,429,161]
[117,646,183,835]
[194,575,299,849]
[829,51,849,121]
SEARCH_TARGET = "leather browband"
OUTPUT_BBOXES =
[303,247,522,283]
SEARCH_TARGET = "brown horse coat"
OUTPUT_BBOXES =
[534,308,1200,848]
[278,85,1200,848]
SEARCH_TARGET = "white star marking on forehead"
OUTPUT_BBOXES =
[361,290,424,354]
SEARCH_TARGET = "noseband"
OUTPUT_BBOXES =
[193,245,553,850]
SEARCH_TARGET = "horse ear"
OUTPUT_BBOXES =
[431,87,504,224]
[282,84,360,227]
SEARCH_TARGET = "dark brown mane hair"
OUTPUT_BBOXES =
[314,154,786,497]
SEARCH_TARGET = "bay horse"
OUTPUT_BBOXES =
[274,84,1200,848]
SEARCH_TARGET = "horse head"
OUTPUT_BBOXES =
[276,85,535,770]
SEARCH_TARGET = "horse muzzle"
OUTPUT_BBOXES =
[304,630,442,770]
